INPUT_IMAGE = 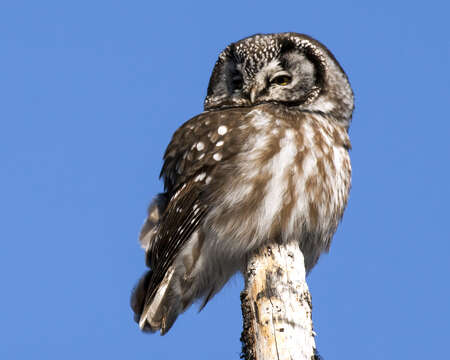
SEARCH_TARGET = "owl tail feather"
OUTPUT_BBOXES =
[130,266,180,335]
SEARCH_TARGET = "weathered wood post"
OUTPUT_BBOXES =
[240,241,317,360]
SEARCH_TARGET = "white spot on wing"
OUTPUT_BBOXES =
[213,153,222,161]
[196,142,205,151]
[195,173,206,182]
[218,126,227,135]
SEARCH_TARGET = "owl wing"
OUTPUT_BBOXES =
[146,180,208,297]
[136,108,249,319]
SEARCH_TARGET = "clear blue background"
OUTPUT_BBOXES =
[1,1,449,359]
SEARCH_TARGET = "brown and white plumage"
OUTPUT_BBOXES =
[131,32,354,334]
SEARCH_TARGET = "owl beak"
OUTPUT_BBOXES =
[249,82,266,104]
[249,87,258,104]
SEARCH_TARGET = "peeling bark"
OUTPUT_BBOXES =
[240,241,317,360]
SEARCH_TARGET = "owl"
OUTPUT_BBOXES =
[131,32,354,334]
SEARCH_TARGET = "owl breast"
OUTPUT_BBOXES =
[204,104,351,271]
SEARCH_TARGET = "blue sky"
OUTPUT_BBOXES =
[1,1,449,359]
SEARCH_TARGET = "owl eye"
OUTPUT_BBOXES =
[271,75,292,86]
[231,77,243,90]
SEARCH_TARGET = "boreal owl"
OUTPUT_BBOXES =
[131,32,353,334]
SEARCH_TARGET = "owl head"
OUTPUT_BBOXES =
[204,33,354,127]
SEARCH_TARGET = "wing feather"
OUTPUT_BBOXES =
[133,107,250,329]
[143,180,208,306]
